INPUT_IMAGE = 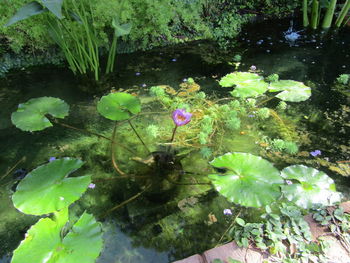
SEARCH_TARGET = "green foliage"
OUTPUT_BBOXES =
[276,101,288,111]
[268,80,311,102]
[146,124,160,139]
[200,147,212,159]
[97,92,141,121]
[256,107,270,120]
[229,203,327,261]
[13,158,91,215]
[209,152,283,207]
[224,111,241,130]
[281,165,342,209]
[271,139,298,154]
[12,211,103,263]
[266,73,279,83]
[336,74,350,85]
[11,97,69,132]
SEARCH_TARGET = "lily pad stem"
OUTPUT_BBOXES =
[128,119,150,154]
[111,123,128,176]
[216,207,242,246]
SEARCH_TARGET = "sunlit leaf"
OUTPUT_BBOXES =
[112,17,132,37]
[268,80,311,102]
[11,211,103,263]
[13,158,91,215]
[209,152,283,207]
[97,92,141,121]
[5,1,46,26]
[11,97,69,132]
[280,165,342,209]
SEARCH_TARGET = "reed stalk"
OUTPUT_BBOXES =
[335,0,350,27]
[303,0,309,27]
[322,0,337,29]
[311,0,320,29]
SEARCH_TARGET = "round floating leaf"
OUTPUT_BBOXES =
[219,72,263,87]
[97,92,141,121]
[13,158,91,215]
[11,97,69,132]
[209,152,283,207]
[12,211,103,263]
[230,80,268,98]
[268,80,311,102]
[281,165,342,209]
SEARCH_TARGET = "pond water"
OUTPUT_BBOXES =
[0,18,349,262]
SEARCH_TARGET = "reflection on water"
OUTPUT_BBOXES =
[0,18,349,262]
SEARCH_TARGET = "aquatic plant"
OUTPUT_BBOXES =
[271,139,299,154]
[280,165,342,209]
[209,152,283,208]
[336,74,350,85]
[11,158,103,263]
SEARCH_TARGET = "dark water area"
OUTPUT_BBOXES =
[0,18,349,262]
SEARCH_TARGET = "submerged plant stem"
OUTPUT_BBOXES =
[111,123,128,176]
[102,184,151,217]
[216,208,242,246]
[0,156,26,182]
[128,120,151,154]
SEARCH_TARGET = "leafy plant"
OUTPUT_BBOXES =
[209,152,283,207]
[281,165,342,209]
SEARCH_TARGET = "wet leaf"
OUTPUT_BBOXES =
[268,80,311,102]
[13,158,91,215]
[209,153,283,207]
[280,165,342,209]
[97,92,141,121]
[11,97,69,132]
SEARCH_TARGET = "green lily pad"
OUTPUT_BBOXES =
[209,152,283,207]
[281,165,342,209]
[268,80,311,102]
[11,97,69,132]
[219,72,263,87]
[97,92,141,121]
[11,211,103,263]
[230,80,268,98]
[13,158,91,215]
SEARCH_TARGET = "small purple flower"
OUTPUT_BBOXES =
[248,114,255,118]
[88,183,96,189]
[135,72,141,76]
[286,180,293,185]
[250,65,257,71]
[172,109,192,126]
[49,157,56,162]
[141,83,147,88]
[310,150,322,157]
[171,58,177,62]
[223,209,232,215]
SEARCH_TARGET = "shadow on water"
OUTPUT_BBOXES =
[0,18,349,262]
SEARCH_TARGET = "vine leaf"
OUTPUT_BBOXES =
[209,152,283,207]
[5,1,46,26]
[11,97,69,132]
[281,165,342,209]
[12,158,91,215]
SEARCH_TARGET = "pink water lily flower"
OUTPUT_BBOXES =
[172,109,192,126]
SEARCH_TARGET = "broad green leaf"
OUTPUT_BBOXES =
[230,80,268,98]
[5,1,46,26]
[97,92,141,121]
[209,153,283,207]
[12,211,103,263]
[11,97,69,132]
[280,165,342,209]
[268,80,311,102]
[112,17,132,37]
[52,212,103,263]
[13,158,91,215]
[235,217,246,226]
[219,72,263,87]
[42,0,64,19]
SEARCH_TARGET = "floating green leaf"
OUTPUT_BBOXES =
[281,165,342,209]
[268,80,311,102]
[112,17,132,37]
[5,1,46,26]
[97,92,141,121]
[219,72,263,87]
[209,153,283,207]
[11,211,103,263]
[13,158,91,215]
[219,72,268,98]
[11,97,69,132]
